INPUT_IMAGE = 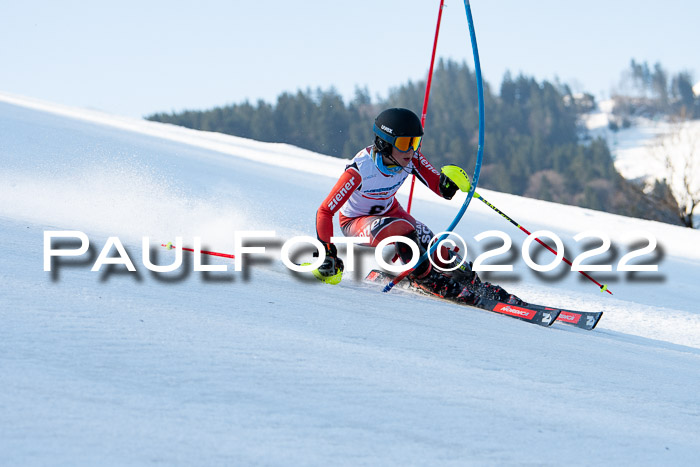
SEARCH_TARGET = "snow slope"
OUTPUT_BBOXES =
[1,93,700,465]
[584,99,700,227]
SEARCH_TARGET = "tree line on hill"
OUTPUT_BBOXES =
[610,59,700,127]
[147,59,683,225]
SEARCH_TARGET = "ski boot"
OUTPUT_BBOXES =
[443,249,525,306]
[470,279,524,305]
[412,269,463,300]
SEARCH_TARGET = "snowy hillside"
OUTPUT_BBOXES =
[1,93,700,465]
[583,99,700,227]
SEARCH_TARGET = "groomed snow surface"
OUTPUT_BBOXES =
[1,93,699,465]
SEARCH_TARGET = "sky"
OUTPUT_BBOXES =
[1,0,698,118]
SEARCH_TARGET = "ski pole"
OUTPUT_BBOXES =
[161,242,235,259]
[473,192,612,294]
[407,0,445,214]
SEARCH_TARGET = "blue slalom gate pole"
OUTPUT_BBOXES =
[384,0,485,292]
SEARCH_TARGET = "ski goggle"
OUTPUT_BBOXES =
[373,124,422,152]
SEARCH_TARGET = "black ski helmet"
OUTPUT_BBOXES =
[373,108,423,156]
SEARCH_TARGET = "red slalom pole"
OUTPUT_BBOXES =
[161,243,235,259]
[407,0,445,214]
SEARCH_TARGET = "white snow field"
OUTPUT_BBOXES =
[1,93,699,465]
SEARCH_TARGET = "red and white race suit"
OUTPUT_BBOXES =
[316,146,451,267]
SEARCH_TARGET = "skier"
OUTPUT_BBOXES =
[315,107,520,304]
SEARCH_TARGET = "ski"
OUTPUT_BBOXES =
[365,269,602,330]
[522,303,603,330]
[365,270,560,328]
